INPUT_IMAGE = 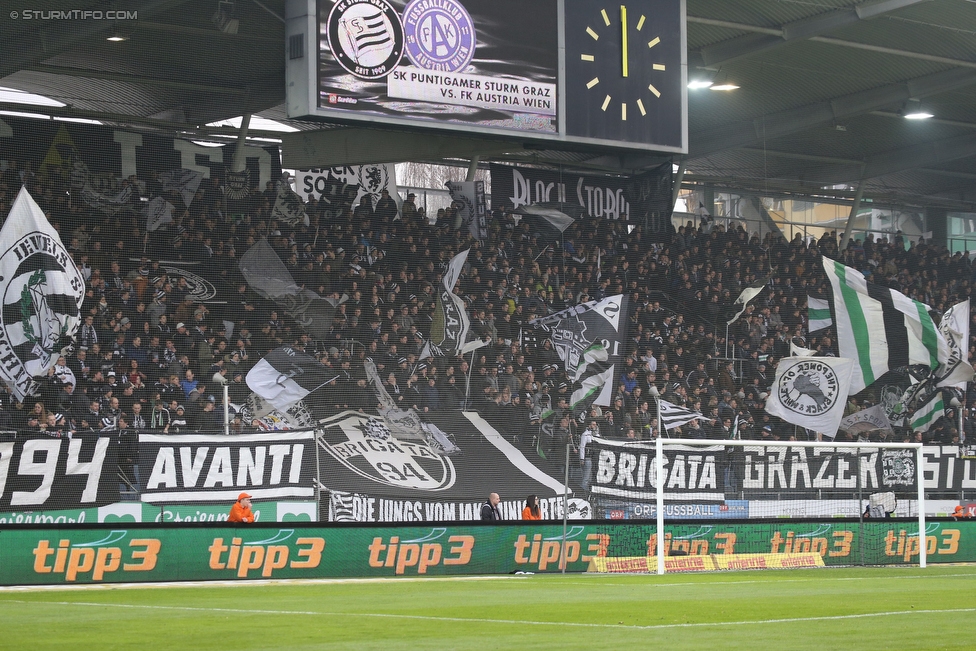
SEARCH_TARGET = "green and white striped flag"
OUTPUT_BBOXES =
[807,296,832,332]
[822,257,947,395]
[910,391,945,433]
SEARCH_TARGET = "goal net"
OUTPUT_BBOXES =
[588,438,926,572]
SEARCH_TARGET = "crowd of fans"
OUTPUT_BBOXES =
[0,157,974,470]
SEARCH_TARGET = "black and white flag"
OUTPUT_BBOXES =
[143,196,175,232]
[271,175,310,227]
[239,239,345,340]
[422,249,472,358]
[514,202,579,245]
[246,346,338,412]
[935,299,974,389]
[158,169,203,207]
[0,188,86,400]
[658,399,706,432]
[726,277,769,325]
[531,295,628,409]
[446,181,487,240]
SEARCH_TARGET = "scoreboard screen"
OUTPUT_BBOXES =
[285,0,687,154]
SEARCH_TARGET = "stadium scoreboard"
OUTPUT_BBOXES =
[285,0,687,154]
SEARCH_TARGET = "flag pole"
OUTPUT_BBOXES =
[463,347,477,410]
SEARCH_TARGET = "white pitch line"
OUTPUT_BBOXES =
[2,600,974,631]
[552,571,976,589]
[1,570,974,593]
[0,575,524,593]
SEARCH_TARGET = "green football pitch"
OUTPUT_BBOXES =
[2,566,974,650]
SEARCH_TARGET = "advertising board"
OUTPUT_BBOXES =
[1,521,973,585]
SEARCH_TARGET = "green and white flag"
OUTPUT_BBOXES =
[822,257,947,395]
[910,391,945,433]
[0,188,85,401]
[807,296,832,332]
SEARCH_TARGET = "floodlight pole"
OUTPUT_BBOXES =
[655,433,665,575]
[650,384,665,575]
[561,442,570,573]
[916,444,927,568]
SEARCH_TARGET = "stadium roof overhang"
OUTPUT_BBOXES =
[2,0,976,210]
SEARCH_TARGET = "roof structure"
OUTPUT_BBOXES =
[2,0,975,210]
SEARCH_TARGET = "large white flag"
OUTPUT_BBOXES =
[936,299,974,388]
[765,356,854,436]
[144,196,175,232]
[0,188,86,400]
[838,404,894,440]
[158,169,203,207]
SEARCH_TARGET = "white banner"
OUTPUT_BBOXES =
[838,404,894,439]
[765,357,854,436]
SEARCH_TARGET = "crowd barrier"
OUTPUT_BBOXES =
[1,520,973,585]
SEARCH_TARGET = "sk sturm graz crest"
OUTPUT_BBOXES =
[327,0,404,80]
[224,169,250,201]
[882,450,916,486]
[0,189,85,400]
[160,265,218,302]
[549,314,590,380]
[775,360,840,416]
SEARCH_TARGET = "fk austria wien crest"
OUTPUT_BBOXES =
[0,189,84,400]
[403,0,476,73]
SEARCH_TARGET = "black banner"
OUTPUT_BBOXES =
[490,163,670,222]
[138,430,317,503]
[318,410,570,521]
[0,434,119,511]
[0,114,281,192]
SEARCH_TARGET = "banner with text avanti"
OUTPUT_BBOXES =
[1,521,973,585]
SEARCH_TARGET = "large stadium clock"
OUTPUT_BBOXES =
[564,0,684,148]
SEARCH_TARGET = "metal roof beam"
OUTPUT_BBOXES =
[792,133,976,184]
[698,0,931,67]
[690,67,976,157]
[28,65,252,96]
[859,133,976,180]
[0,0,194,78]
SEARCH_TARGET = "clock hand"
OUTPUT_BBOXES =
[621,4,629,78]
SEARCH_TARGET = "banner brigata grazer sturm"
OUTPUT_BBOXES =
[588,439,920,503]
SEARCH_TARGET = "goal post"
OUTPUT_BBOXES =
[644,437,926,574]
